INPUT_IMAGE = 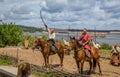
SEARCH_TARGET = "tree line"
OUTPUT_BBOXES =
[18,25,44,33]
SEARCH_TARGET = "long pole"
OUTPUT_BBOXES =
[94,26,96,41]
[16,47,19,64]
[68,25,70,39]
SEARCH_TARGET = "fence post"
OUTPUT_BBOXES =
[16,47,19,64]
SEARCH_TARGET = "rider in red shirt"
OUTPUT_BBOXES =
[78,28,91,58]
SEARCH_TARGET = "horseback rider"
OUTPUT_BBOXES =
[44,24,58,52]
[62,37,70,46]
[111,43,120,55]
[77,28,91,58]
[93,41,101,57]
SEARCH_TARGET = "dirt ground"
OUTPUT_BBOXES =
[0,47,120,77]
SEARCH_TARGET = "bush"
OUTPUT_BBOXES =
[19,34,35,47]
[39,35,47,41]
[0,23,24,47]
[100,43,112,50]
[0,54,13,65]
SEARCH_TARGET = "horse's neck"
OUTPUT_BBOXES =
[40,40,46,48]
[74,44,80,51]
[75,41,81,50]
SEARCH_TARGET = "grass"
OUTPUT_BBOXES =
[0,54,13,65]
[100,49,111,58]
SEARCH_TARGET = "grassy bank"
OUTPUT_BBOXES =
[100,49,111,58]
[0,54,15,66]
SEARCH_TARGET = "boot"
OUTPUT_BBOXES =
[53,43,58,50]
[85,49,91,61]
[85,50,90,57]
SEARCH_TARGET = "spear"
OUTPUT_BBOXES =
[40,9,48,29]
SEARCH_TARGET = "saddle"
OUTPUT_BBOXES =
[49,42,56,52]
[47,39,57,53]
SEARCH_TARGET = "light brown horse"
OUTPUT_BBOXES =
[32,38,64,67]
[70,37,102,75]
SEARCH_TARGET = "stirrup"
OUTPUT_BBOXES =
[50,51,55,55]
[85,57,89,61]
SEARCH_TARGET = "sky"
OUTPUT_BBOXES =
[0,0,120,30]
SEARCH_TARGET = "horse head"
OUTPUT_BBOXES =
[32,38,41,51]
[70,36,77,49]
[70,36,82,49]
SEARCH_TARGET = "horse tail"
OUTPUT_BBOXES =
[93,57,97,68]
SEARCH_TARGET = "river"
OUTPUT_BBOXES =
[31,33,120,46]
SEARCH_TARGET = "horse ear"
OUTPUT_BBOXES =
[73,36,75,39]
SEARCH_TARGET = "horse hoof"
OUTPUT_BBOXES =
[88,71,91,75]
[99,73,102,76]
[81,72,83,75]
[60,64,63,67]
[92,71,96,74]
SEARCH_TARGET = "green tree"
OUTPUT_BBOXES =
[0,23,24,47]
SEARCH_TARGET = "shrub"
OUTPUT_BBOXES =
[100,43,112,50]
[39,35,47,41]
[18,33,35,47]
[0,23,24,47]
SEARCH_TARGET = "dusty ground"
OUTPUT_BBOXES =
[0,47,120,77]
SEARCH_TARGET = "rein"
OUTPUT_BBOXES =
[75,48,84,52]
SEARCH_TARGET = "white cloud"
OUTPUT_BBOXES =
[0,0,120,30]
[0,14,5,20]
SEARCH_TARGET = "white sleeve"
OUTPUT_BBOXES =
[63,39,66,43]
[50,33,55,39]
[47,28,50,33]
[93,42,96,47]
[116,47,120,52]
[53,33,55,39]
[63,39,69,46]
[97,44,101,48]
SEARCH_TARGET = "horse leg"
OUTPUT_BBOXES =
[93,58,97,73]
[46,55,50,68]
[61,53,64,66]
[96,59,102,75]
[75,60,80,74]
[58,53,64,67]
[43,55,47,67]
[88,60,92,75]
[81,60,84,74]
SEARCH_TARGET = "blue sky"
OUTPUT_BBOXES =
[0,0,120,30]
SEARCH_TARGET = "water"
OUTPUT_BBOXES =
[31,33,120,46]
[96,34,120,45]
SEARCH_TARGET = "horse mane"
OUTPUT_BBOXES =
[71,37,82,48]
[75,39,82,48]
[37,38,47,47]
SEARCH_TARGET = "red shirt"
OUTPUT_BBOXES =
[78,33,91,51]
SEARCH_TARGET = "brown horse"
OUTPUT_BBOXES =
[63,44,71,55]
[32,38,64,67]
[110,53,120,66]
[70,37,102,75]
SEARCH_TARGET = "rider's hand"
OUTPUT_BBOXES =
[82,43,85,46]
